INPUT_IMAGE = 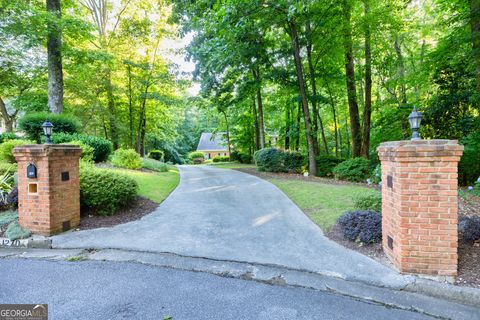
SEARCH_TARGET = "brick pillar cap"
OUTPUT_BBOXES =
[377,139,463,161]
[13,144,82,157]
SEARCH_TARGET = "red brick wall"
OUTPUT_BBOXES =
[13,145,82,236]
[378,140,463,279]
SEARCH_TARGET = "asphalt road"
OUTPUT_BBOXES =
[53,165,409,288]
[0,259,435,320]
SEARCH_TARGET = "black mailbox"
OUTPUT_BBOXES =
[27,163,37,179]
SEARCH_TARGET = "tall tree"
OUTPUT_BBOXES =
[46,0,63,114]
[342,0,362,157]
[361,0,372,158]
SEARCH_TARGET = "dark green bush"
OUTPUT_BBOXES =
[337,210,382,243]
[148,150,164,161]
[254,148,286,172]
[52,133,113,162]
[239,153,253,164]
[354,194,382,213]
[213,156,230,163]
[18,112,80,142]
[284,151,303,173]
[332,158,371,182]
[189,151,205,160]
[0,133,20,143]
[230,151,241,162]
[61,140,94,163]
[316,155,342,177]
[459,132,480,185]
[80,164,138,216]
[111,148,142,169]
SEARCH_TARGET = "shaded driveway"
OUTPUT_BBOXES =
[53,165,410,287]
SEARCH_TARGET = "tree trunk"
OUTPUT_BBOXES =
[342,0,362,158]
[0,97,14,132]
[285,104,291,150]
[326,84,339,158]
[471,0,480,93]
[252,96,260,151]
[46,0,63,114]
[127,64,134,148]
[305,22,320,156]
[106,71,119,149]
[222,111,232,155]
[289,20,317,175]
[136,85,149,156]
[295,101,301,151]
[361,0,372,158]
[252,68,266,149]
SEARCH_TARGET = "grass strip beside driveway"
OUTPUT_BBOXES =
[114,168,180,203]
[268,179,380,232]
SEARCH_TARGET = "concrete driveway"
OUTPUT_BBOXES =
[52,165,409,287]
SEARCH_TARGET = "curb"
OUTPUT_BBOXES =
[0,237,52,249]
[406,279,480,309]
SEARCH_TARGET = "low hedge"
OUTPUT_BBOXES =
[0,133,19,143]
[18,112,80,142]
[80,163,138,216]
[189,151,205,160]
[213,156,229,163]
[111,148,142,169]
[61,140,94,163]
[254,148,303,173]
[332,157,370,182]
[143,158,168,172]
[52,133,113,162]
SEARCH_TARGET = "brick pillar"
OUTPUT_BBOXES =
[377,140,463,280]
[13,145,82,236]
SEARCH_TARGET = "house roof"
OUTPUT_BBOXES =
[196,132,228,151]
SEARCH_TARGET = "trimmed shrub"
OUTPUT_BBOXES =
[316,155,342,177]
[354,194,382,213]
[0,132,20,143]
[230,151,241,162]
[213,156,230,163]
[0,139,35,163]
[254,148,286,172]
[143,158,169,172]
[239,153,253,164]
[189,151,205,160]
[52,133,113,162]
[18,112,80,142]
[337,210,382,243]
[80,164,138,216]
[111,148,142,169]
[332,158,371,182]
[148,150,164,161]
[284,151,303,173]
[459,216,480,243]
[61,140,94,163]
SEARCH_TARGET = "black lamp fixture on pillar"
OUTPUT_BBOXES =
[42,120,54,144]
[408,106,423,140]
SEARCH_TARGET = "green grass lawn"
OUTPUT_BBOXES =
[114,167,180,203]
[206,162,256,169]
[268,179,380,231]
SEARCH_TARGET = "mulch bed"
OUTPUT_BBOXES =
[78,197,159,230]
[236,167,480,288]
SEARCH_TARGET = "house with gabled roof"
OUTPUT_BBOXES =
[196,132,230,159]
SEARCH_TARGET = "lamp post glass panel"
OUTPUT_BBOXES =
[408,106,422,140]
[42,120,54,144]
